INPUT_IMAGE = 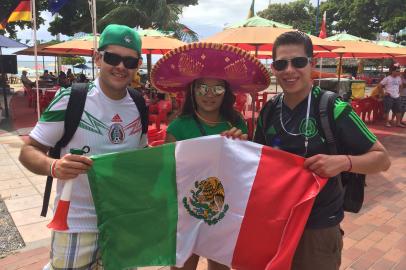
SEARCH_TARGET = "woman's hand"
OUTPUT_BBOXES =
[221,127,248,140]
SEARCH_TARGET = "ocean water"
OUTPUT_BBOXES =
[17,60,96,78]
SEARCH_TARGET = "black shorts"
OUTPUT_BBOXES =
[399,96,406,113]
[383,95,401,114]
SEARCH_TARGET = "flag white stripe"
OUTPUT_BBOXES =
[175,136,263,267]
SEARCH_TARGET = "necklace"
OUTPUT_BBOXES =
[279,91,312,156]
[195,111,231,127]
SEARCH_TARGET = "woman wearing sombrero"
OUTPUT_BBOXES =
[151,42,270,270]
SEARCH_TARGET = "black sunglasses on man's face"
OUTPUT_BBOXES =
[101,51,140,69]
[272,57,311,71]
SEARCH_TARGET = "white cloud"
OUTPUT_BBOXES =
[180,0,324,38]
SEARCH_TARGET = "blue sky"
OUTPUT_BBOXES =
[3,0,324,60]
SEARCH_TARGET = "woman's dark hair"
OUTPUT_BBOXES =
[180,80,241,126]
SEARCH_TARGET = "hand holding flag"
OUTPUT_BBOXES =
[47,146,91,231]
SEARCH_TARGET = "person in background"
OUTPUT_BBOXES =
[41,70,52,80]
[151,42,270,270]
[377,65,404,127]
[66,68,76,85]
[57,71,68,87]
[21,70,35,88]
[254,31,390,270]
[399,69,406,124]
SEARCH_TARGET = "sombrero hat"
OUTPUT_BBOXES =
[151,42,270,93]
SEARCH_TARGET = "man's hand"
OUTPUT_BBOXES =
[304,154,349,178]
[53,154,93,180]
[221,127,248,140]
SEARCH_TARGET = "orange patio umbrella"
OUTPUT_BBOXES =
[15,42,74,57]
[314,41,406,82]
[202,27,340,55]
[43,32,186,77]
[43,39,96,56]
[314,40,406,59]
[137,29,186,77]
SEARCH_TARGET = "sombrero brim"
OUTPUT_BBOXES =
[151,42,271,93]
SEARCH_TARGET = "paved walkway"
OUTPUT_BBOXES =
[0,123,405,270]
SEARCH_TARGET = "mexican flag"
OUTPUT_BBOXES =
[88,135,326,270]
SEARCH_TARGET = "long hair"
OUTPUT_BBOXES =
[179,80,241,126]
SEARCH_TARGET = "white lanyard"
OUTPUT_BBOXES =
[279,91,312,156]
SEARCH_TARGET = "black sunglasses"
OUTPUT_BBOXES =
[101,51,140,69]
[272,57,311,71]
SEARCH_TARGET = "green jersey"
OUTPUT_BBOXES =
[167,114,248,141]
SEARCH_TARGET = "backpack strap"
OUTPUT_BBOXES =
[41,83,88,217]
[127,88,148,135]
[319,90,339,155]
[259,93,282,145]
[318,90,344,191]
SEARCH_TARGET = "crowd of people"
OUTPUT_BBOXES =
[20,68,89,89]
[18,25,392,270]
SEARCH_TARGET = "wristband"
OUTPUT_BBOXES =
[50,159,58,178]
[346,155,352,172]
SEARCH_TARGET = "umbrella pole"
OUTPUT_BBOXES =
[0,55,9,118]
[32,0,41,120]
[337,54,343,93]
[250,46,259,139]
[147,53,152,80]
[319,58,323,86]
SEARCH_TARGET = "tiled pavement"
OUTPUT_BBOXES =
[0,124,405,270]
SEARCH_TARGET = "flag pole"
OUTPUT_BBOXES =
[32,0,40,119]
[89,0,97,79]
[315,0,320,35]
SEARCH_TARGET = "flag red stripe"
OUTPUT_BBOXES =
[231,146,326,270]
[13,1,31,12]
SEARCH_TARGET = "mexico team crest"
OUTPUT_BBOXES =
[183,177,229,225]
[108,123,125,144]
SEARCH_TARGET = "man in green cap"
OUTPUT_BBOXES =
[19,24,146,269]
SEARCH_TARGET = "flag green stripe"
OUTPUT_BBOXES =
[88,144,178,269]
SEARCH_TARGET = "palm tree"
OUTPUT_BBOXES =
[98,0,198,42]
[48,0,198,42]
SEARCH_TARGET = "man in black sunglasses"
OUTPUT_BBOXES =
[19,24,146,269]
[254,31,390,270]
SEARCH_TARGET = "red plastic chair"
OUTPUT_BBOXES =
[255,92,269,111]
[234,93,247,115]
[147,128,167,143]
[149,140,165,147]
[245,117,254,140]
[149,100,172,130]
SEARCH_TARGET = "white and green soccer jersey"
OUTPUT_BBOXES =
[30,78,147,232]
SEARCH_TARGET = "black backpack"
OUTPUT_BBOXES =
[259,90,366,213]
[40,83,148,217]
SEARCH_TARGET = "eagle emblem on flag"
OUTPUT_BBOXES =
[183,177,229,225]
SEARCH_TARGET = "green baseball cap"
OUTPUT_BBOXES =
[98,24,142,55]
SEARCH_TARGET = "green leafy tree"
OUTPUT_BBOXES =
[48,0,199,41]
[61,56,86,66]
[257,0,316,34]
[320,0,406,39]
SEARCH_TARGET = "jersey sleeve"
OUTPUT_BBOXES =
[166,117,185,141]
[29,88,71,147]
[235,116,248,134]
[333,98,376,154]
[253,107,267,145]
